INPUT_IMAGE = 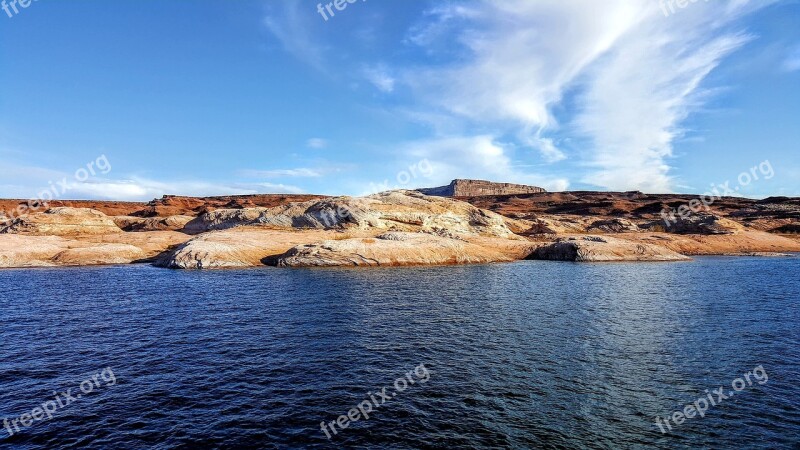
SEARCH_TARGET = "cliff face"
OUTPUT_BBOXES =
[418,179,546,197]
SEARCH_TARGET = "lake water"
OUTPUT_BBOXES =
[0,257,798,449]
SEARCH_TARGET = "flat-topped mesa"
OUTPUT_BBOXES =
[417,179,546,197]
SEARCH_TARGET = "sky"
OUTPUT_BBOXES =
[0,0,798,201]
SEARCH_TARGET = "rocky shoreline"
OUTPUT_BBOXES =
[1,187,799,269]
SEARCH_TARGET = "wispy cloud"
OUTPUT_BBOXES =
[306,138,328,149]
[782,44,800,72]
[402,1,646,164]
[67,178,305,200]
[363,64,396,93]
[402,135,569,192]
[241,168,325,178]
[259,0,777,194]
[67,178,306,200]
[0,158,306,200]
[399,0,775,191]
[263,0,327,69]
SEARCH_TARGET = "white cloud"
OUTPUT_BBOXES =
[401,0,775,192]
[403,1,645,163]
[783,44,800,72]
[402,135,569,191]
[65,177,305,201]
[259,0,777,193]
[263,0,327,69]
[306,138,328,149]
[573,1,773,192]
[363,64,396,93]
[241,168,324,178]
[0,160,306,201]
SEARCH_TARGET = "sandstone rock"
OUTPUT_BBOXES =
[137,194,325,217]
[275,232,515,267]
[623,230,800,255]
[0,235,67,267]
[51,244,147,266]
[587,218,640,233]
[113,215,194,232]
[643,213,741,235]
[528,236,690,262]
[156,228,342,269]
[0,233,167,268]
[517,216,591,235]
[418,179,546,197]
[0,208,122,236]
[770,223,800,234]
[183,190,519,238]
[72,231,191,260]
[520,218,561,235]
[0,199,146,218]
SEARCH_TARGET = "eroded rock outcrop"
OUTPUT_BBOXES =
[183,191,520,238]
[0,208,122,236]
[622,230,800,255]
[528,236,691,262]
[0,232,184,268]
[51,244,147,266]
[770,223,800,234]
[418,179,546,197]
[643,214,741,235]
[275,232,517,267]
[587,218,640,233]
[113,215,194,232]
[156,228,341,269]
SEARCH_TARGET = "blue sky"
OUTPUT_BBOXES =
[1,0,798,201]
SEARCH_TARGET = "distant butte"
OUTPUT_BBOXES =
[417,179,546,197]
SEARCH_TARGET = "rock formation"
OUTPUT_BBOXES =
[642,214,741,235]
[156,228,339,269]
[418,179,546,197]
[183,190,523,239]
[1,184,800,269]
[0,208,123,236]
[0,231,187,268]
[529,236,691,262]
[771,223,800,234]
[113,215,194,232]
[275,232,528,267]
[588,218,640,233]
[136,194,326,217]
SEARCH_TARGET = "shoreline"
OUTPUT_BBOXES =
[2,253,798,273]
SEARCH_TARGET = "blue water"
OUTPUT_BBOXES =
[0,257,799,449]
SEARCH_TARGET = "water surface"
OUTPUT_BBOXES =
[1,257,798,449]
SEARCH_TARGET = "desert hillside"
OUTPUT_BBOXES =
[0,180,798,269]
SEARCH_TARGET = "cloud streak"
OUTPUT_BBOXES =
[400,0,776,192]
[262,1,782,194]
